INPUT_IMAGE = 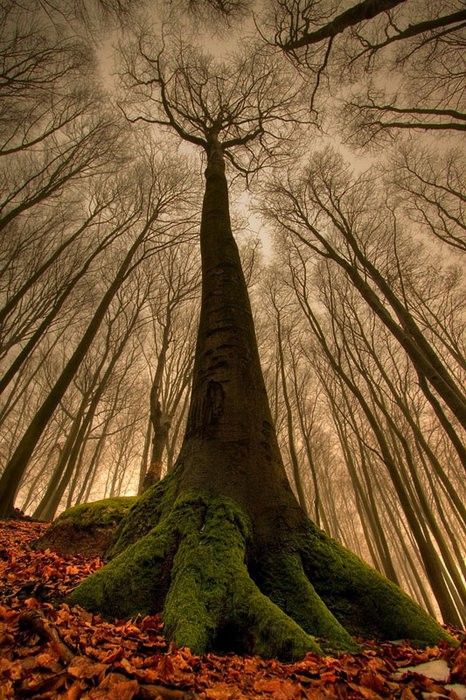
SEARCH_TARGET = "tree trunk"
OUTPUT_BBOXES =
[70,139,452,659]
[275,308,308,514]
[34,309,140,521]
[33,394,90,521]
[140,310,173,491]
[137,415,153,495]
[141,399,170,490]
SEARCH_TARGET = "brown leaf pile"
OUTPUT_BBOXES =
[0,519,464,699]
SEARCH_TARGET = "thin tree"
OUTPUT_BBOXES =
[139,242,200,492]
[261,149,466,442]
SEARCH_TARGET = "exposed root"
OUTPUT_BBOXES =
[300,522,454,645]
[163,496,321,659]
[257,551,357,653]
[33,497,137,557]
[68,513,179,617]
[71,493,323,659]
[70,491,452,659]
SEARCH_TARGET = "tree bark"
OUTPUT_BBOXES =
[70,138,452,659]
[142,400,171,490]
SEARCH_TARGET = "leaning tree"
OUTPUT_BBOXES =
[70,35,451,659]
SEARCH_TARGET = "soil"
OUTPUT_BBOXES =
[33,521,117,558]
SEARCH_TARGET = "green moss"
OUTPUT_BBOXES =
[69,511,179,617]
[108,467,180,558]
[300,522,454,646]
[258,551,357,653]
[70,491,321,660]
[228,569,321,660]
[69,491,453,660]
[163,493,321,660]
[69,492,212,619]
[32,497,138,558]
[57,496,137,527]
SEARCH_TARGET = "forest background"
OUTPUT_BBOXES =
[0,0,465,631]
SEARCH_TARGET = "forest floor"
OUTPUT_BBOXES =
[0,520,464,700]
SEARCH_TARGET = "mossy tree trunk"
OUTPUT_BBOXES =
[70,136,453,659]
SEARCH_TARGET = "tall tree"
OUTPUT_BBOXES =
[139,242,200,492]
[70,36,449,658]
[33,282,147,520]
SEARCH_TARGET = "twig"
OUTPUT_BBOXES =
[18,609,75,663]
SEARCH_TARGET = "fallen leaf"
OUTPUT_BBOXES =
[452,650,466,683]
[0,658,23,681]
[359,670,386,693]
[400,689,417,700]
[253,678,300,699]
[445,684,466,700]
[348,682,383,699]
[67,656,108,680]
[157,655,175,680]
[0,520,462,700]
[24,597,39,609]
[89,676,139,699]
[65,680,87,699]
[65,565,81,576]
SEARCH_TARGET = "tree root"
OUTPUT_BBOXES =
[70,492,453,659]
[300,522,454,645]
[71,493,323,659]
[162,496,321,659]
[68,513,179,618]
[257,551,357,653]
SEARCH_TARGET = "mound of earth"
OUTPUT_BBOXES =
[33,496,137,558]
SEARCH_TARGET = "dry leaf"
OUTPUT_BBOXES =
[0,520,461,700]
[67,656,108,680]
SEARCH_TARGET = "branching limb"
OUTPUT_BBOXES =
[274,0,406,51]
[354,9,466,58]
[119,31,307,178]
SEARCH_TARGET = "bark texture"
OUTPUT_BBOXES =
[70,140,452,659]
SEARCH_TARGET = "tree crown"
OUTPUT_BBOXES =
[120,30,309,177]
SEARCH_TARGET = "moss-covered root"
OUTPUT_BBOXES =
[70,493,321,660]
[258,552,357,654]
[163,496,321,660]
[69,494,453,659]
[108,466,180,558]
[68,510,178,617]
[301,522,455,647]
